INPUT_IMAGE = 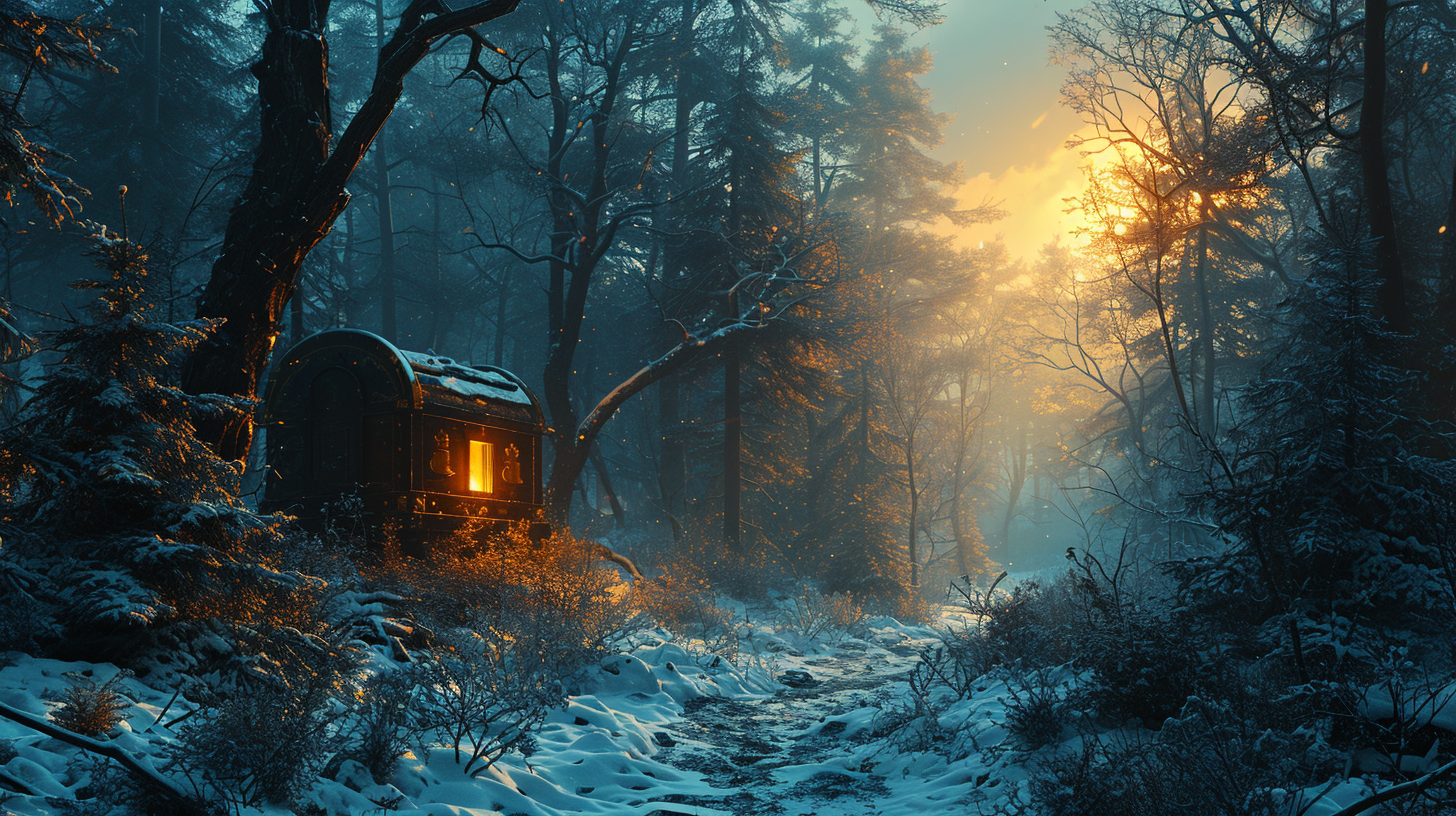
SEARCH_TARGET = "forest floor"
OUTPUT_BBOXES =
[0,602,1383,815]
[647,629,933,816]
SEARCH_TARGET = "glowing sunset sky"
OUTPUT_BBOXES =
[863,0,1091,261]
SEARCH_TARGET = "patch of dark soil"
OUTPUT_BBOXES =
[789,769,890,801]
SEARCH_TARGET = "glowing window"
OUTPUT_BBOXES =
[469,441,494,493]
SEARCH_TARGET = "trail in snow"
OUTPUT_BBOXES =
[643,629,936,816]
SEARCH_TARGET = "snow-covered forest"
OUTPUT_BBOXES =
[0,0,1454,813]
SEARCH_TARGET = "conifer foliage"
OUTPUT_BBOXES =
[0,224,285,651]
[1191,243,1456,661]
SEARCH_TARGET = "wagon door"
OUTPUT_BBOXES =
[310,367,364,493]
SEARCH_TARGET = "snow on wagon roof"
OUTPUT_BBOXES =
[397,349,535,407]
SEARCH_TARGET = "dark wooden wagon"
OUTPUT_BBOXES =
[260,329,546,535]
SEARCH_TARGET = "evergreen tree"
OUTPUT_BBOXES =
[779,0,858,212]
[1188,243,1456,674]
[0,225,285,654]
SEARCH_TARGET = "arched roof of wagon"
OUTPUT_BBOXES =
[262,329,543,430]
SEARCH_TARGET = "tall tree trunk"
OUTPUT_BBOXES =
[1432,157,1456,420]
[181,0,521,460]
[1194,222,1216,437]
[999,423,1028,565]
[374,0,397,343]
[143,0,161,130]
[950,372,973,578]
[656,0,696,546]
[905,424,918,589]
[1361,0,1408,332]
[493,265,512,368]
[539,19,636,526]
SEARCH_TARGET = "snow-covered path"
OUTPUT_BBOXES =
[641,628,941,816]
[0,618,1016,816]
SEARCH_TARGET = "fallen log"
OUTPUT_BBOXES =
[0,699,198,808]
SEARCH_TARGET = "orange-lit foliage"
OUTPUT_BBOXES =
[0,8,110,224]
[634,552,735,645]
[362,522,633,652]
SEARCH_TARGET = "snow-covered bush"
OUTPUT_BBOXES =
[349,669,419,784]
[168,590,361,808]
[413,623,564,777]
[356,525,630,776]
[171,679,347,808]
[1002,665,1072,751]
[937,573,1080,677]
[1032,698,1342,816]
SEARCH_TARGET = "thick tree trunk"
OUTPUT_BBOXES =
[1361,0,1408,333]
[538,20,638,527]
[182,0,521,460]
[655,0,697,546]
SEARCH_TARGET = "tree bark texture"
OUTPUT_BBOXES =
[183,0,521,460]
[1361,0,1409,333]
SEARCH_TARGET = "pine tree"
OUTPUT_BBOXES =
[779,0,859,212]
[0,225,285,653]
[1188,242,1456,673]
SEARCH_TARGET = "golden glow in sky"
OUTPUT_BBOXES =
[852,0,1093,261]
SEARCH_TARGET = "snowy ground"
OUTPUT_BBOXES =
[0,603,1391,815]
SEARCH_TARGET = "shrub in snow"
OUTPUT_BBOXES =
[636,556,736,645]
[1031,698,1342,816]
[349,669,419,784]
[171,680,344,808]
[50,671,131,738]
[0,226,290,659]
[1003,665,1072,751]
[414,624,564,776]
[779,582,866,644]
[361,526,629,775]
[167,589,361,808]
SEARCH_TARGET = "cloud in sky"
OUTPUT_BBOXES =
[949,127,1097,262]
[850,0,1093,262]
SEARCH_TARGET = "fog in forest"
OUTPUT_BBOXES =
[0,1,1454,814]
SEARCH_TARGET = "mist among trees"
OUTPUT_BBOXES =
[0,0,1454,813]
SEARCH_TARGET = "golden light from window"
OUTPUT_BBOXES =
[469,440,494,494]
